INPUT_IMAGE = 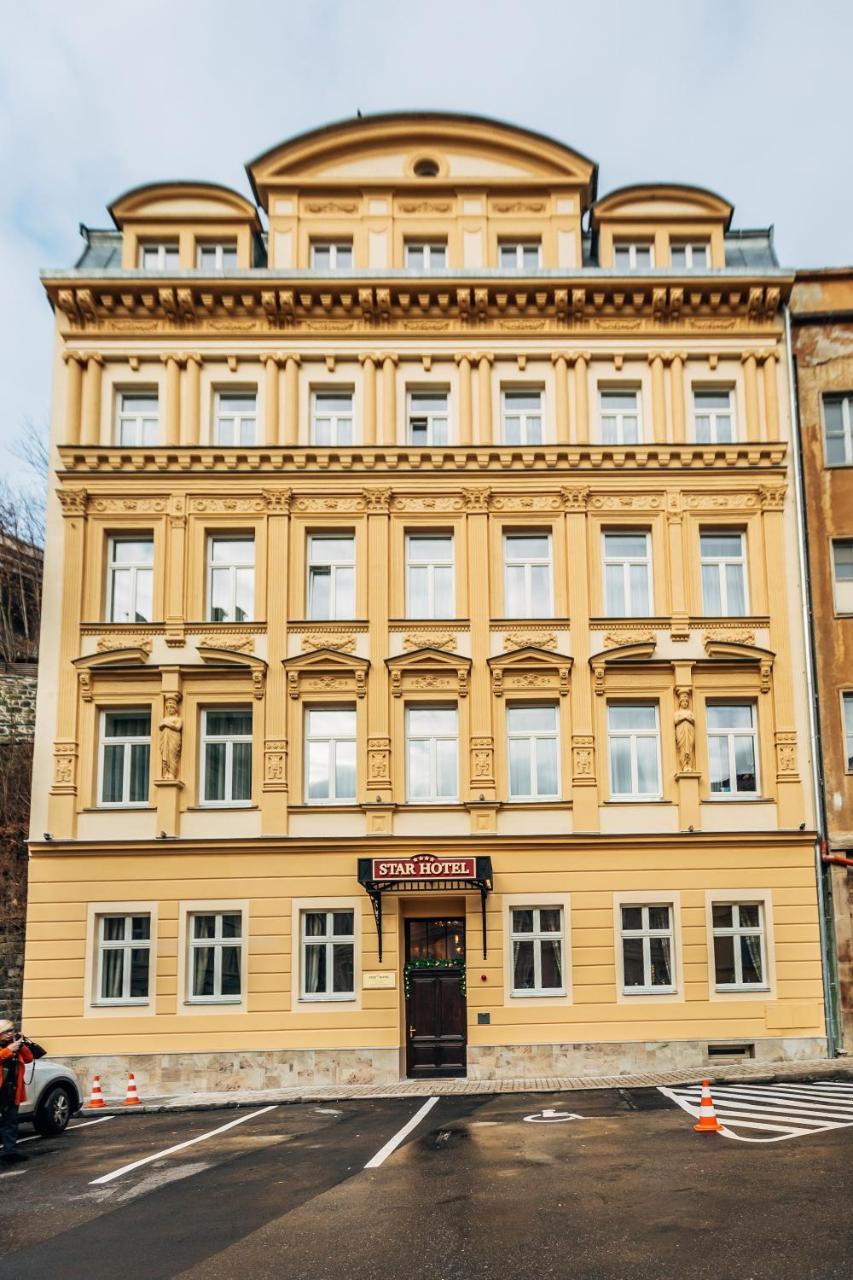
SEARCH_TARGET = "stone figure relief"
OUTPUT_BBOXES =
[674,688,695,773]
[159,693,183,780]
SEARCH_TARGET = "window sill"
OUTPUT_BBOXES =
[622,987,678,997]
[289,803,360,813]
[606,797,669,805]
[185,804,257,812]
[84,806,156,813]
[704,795,769,803]
[92,1000,150,1008]
[505,799,570,808]
[298,995,357,1004]
[510,989,567,999]
[715,985,770,994]
[183,998,243,1007]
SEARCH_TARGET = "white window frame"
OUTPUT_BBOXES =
[311,390,354,446]
[506,703,560,801]
[97,709,151,808]
[304,706,357,804]
[670,241,710,270]
[199,707,253,807]
[700,530,749,615]
[299,908,356,1001]
[503,893,571,1006]
[138,242,179,269]
[501,388,544,445]
[822,393,853,467]
[206,535,255,623]
[831,539,853,614]
[706,701,760,798]
[601,530,652,617]
[509,905,566,996]
[94,913,152,1006]
[503,532,553,618]
[692,387,735,444]
[599,388,642,445]
[310,240,353,269]
[186,909,244,1004]
[405,704,459,803]
[613,241,655,270]
[116,391,159,447]
[710,901,769,991]
[498,241,541,270]
[106,535,154,624]
[407,389,450,446]
[196,241,238,270]
[607,702,662,801]
[307,534,356,620]
[843,692,853,772]
[617,902,677,995]
[213,391,257,446]
[405,532,455,619]
[404,241,448,270]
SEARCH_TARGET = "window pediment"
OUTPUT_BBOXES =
[488,645,572,698]
[283,646,369,700]
[386,645,471,698]
[702,638,775,692]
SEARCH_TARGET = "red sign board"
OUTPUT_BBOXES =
[371,856,476,881]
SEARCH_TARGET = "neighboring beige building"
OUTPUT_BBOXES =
[24,114,825,1090]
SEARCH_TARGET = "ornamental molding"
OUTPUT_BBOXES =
[304,200,357,214]
[195,645,268,698]
[590,639,658,695]
[386,646,472,698]
[402,632,457,652]
[57,488,88,515]
[95,636,153,655]
[283,647,369,700]
[503,632,557,651]
[488,645,573,698]
[263,738,288,789]
[188,495,268,514]
[197,634,254,653]
[88,495,167,514]
[602,631,656,649]
[301,632,356,653]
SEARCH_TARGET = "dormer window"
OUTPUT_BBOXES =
[499,241,541,270]
[311,240,353,270]
[138,241,179,270]
[405,241,448,270]
[613,242,654,270]
[671,241,709,270]
[197,241,238,270]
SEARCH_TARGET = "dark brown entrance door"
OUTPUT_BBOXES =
[405,918,466,1079]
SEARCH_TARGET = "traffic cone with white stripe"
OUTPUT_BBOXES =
[693,1079,723,1132]
[86,1075,106,1109]
[123,1072,142,1106]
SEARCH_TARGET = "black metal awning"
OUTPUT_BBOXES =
[357,856,493,961]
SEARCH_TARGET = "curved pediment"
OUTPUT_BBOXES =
[73,645,151,670]
[703,638,775,664]
[248,112,597,205]
[590,639,658,666]
[592,183,733,228]
[109,181,260,228]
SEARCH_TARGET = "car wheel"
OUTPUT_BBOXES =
[34,1084,74,1136]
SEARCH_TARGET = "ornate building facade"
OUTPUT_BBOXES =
[24,115,826,1088]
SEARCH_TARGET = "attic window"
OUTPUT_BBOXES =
[413,157,439,178]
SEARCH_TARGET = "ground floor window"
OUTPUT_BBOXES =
[189,911,243,1002]
[96,913,150,1003]
[620,903,675,993]
[510,906,565,994]
[301,909,355,999]
[712,902,767,989]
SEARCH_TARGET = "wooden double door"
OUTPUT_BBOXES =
[405,918,467,1079]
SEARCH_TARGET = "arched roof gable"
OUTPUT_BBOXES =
[109,181,259,228]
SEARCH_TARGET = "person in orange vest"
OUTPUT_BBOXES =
[0,1019,45,1165]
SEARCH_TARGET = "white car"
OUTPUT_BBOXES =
[17,1058,83,1135]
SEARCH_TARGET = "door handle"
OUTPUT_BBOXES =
[408,1025,416,1035]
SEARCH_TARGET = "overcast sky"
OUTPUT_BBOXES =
[1,0,850,481]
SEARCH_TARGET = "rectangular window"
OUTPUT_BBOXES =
[99,710,151,807]
[301,909,355,999]
[310,241,353,269]
[507,704,560,800]
[823,394,853,466]
[207,536,254,622]
[189,911,242,1001]
[502,389,543,445]
[608,703,661,799]
[197,241,238,270]
[305,707,356,803]
[613,242,654,270]
[214,392,256,446]
[405,241,448,269]
[701,531,748,615]
[117,392,159,447]
[96,914,151,1004]
[707,703,759,796]
[406,533,454,619]
[510,906,564,995]
[712,902,766,989]
[844,693,853,770]
[311,391,353,446]
[408,390,449,445]
[200,708,252,805]
[693,389,734,443]
[106,536,154,623]
[503,533,553,617]
[499,241,541,270]
[138,242,179,269]
[670,241,709,270]
[602,531,652,616]
[307,534,355,619]
[832,540,853,612]
[620,903,675,992]
[599,389,641,444]
[406,705,458,802]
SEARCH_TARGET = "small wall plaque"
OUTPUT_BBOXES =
[477,1012,491,1025]
[363,971,396,990]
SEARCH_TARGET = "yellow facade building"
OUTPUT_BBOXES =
[25,114,827,1088]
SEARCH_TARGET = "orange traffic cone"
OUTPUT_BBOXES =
[123,1072,142,1106]
[86,1075,106,1109]
[693,1079,723,1133]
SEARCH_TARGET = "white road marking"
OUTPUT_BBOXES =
[364,1096,439,1168]
[18,1115,115,1144]
[660,1080,853,1143]
[90,1105,278,1185]
[523,1108,582,1124]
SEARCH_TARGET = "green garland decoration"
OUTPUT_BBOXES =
[404,956,466,997]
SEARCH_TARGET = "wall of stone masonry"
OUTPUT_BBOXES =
[0,669,37,741]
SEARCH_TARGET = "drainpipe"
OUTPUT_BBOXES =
[784,304,840,1057]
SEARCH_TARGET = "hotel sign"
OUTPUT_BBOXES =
[370,856,477,881]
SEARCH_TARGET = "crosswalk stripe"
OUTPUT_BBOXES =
[682,1097,852,1124]
[659,1079,853,1143]
[687,1087,853,1118]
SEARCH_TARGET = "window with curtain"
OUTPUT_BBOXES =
[510,906,564,994]
[692,388,734,443]
[707,703,758,796]
[97,914,150,1003]
[407,390,450,445]
[117,391,159,446]
[189,911,242,1001]
[311,390,354,446]
[201,708,252,805]
[599,389,641,444]
[301,909,355,999]
[99,710,151,806]
[712,902,766,988]
[502,389,543,445]
[620,904,675,992]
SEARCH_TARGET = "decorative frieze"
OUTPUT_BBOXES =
[571,735,595,783]
[366,736,391,786]
[263,739,289,789]
[301,633,356,653]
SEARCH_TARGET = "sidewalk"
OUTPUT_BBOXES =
[87,1055,853,1114]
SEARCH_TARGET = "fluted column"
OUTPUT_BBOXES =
[359,354,377,445]
[283,355,301,446]
[182,354,202,445]
[761,349,779,441]
[80,354,103,446]
[551,353,569,443]
[262,354,281,446]
[62,352,84,445]
[668,352,686,442]
[570,352,590,443]
[381,354,398,445]
[162,355,182,446]
[741,352,760,440]
[476,354,493,445]
[455,354,473,445]
[648,353,666,442]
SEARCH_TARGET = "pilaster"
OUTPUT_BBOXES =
[476,354,493,445]
[381,355,398,445]
[262,487,292,833]
[463,487,495,820]
[80,354,103,447]
[551,353,569,443]
[455,354,473,445]
[359,354,377,445]
[182,354,201,445]
[62,352,84,446]
[562,485,597,829]
[261,354,282,446]
[283,355,300,446]
[48,488,88,835]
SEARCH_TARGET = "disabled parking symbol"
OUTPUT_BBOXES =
[523,1107,582,1124]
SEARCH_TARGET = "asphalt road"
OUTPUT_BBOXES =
[1,1086,851,1279]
